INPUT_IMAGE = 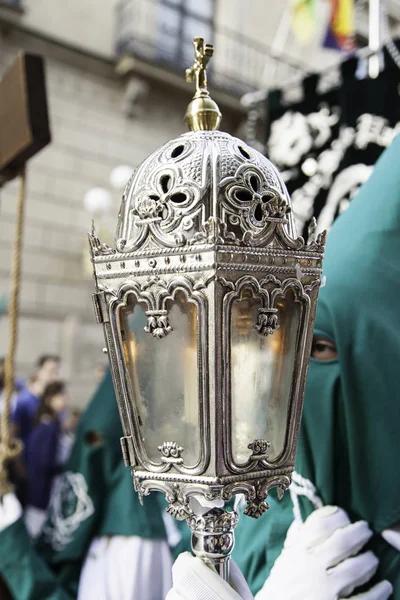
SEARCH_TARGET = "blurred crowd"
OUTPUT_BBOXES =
[0,355,82,538]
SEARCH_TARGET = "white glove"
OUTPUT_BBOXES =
[0,492,22,530]
[166,552,253,600]
[255,505,393,600]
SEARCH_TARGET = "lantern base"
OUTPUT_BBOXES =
[187,507,239,581]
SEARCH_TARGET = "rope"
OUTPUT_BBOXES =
[289,471,324,523]
[0,167,26,495]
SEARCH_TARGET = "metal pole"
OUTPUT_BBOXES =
[187,507,239,582]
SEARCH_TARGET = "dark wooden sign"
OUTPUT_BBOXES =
[0,52,51,182]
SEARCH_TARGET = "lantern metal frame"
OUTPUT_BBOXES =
[89,132,325,524]
[89,38,325,577]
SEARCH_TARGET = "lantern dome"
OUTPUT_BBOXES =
[115,130,298,253]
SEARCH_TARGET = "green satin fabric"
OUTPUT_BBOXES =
[234,135,400,596]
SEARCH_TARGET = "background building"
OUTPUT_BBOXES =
[0,0,398,404]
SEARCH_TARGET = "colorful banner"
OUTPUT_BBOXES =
[324,0,355,51]
[291,0,318,45]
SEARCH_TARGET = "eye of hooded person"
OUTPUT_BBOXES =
[311,335,338,361]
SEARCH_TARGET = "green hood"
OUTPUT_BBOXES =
[234,135,400,595]
[298,133,400,531]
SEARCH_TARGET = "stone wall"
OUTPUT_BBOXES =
[0,27,192,406]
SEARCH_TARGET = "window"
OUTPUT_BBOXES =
[0,0,23,9]
[156,0,215,68]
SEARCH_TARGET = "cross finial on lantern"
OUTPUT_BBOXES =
[184,37,221,132]
[185,37,214,95]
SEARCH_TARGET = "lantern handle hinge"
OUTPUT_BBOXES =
[92,291,109,324]
[120,435,136,467]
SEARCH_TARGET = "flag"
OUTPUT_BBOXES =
[291,0,318,45]
[324,0,355,51]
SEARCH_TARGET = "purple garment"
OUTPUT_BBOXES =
[11,388,39,454]
[26,419,61,510]
[15,377,26,392]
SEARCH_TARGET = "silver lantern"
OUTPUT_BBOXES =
[89,37,325,579]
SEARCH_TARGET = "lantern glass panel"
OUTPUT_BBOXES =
[230,289,300,463]
[119,291,200,465]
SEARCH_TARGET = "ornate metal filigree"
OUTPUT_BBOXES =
[117,164,204,251]
[248,439,271,458]
[88,223,116,257]
[191,216,239,245]
[144,310,172,339]
[220,163,303,248]
[243,499,269,518]
[222,165,286,225]
[187,508,239,534]
[132,472,292,525]
[114,130,298,252]
[166,500,193,520]
[158,441,184,464]
[254,308,279,336]
[307,229,327,253]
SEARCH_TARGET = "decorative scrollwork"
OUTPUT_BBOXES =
[222,165,285,226]
[220,163,302,248]
[307,230,327,253]
[243,499,269,518]
[88,223,116,257]
[191,216,239,245]
[144,310,173,339]
[134,169,194,222]
[114,130,301,252]
[248,439,271,458]
[254,309,279,336]
[166,500,193,521]
[187,508,239,534]
[158,441,184,464]
[118,164,204,251]
[131,471,293,523]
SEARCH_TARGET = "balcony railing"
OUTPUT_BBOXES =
[0,0,23,9]
[115,0,306,97]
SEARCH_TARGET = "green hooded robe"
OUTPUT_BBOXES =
[0,370,167,599]
[233,134,400,596]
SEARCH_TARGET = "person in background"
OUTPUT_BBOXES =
[25,381,68,538]
[57,408,82,466]
[0,369,173,599]
[10,355,61,506]
[12,355,61,451]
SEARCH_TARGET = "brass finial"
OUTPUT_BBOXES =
[184,37,222,132]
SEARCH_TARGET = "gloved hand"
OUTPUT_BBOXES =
[0,493,22,531]
[165,552,253,600]
[256,505,393,600]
